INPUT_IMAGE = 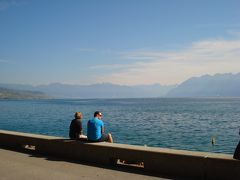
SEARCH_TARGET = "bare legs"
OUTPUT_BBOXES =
[108,133,113,143]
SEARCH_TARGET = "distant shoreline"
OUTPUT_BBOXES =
[1,96,240,101]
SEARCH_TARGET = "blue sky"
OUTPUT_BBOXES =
[0,0,240,86]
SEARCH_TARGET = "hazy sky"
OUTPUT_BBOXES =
[0,0,240,86]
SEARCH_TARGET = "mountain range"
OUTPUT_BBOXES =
[166,73,240,97]
[1,73,240,99]
[0,82,175,99]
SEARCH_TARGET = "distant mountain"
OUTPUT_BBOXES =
[2,73,240,98]
[166,73,240,97]
[0,87,49,99]
[0,83,175,99]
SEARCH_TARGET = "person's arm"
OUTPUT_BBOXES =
[101,126,105,134]
[79,120,83,135]
[101,120,105,134]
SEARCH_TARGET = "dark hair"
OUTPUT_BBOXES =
[94,111,102,117]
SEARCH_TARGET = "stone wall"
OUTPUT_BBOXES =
[0,130,239,180]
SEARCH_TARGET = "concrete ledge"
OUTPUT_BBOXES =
[0,130,239,180]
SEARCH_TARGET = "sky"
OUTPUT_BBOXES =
[0,0,240,86]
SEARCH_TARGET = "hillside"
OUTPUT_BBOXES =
[166,73,240,97]
[0,87,49,100]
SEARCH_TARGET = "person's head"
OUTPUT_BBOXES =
[94,111,103,119]
[74,112,82,119]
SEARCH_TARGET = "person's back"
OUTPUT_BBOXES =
[69,112,83,139]
[87,117,103,141]
[87,111,113,143]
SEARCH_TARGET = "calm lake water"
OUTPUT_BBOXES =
[0,98,239,154]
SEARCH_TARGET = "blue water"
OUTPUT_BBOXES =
[0,98,239,154]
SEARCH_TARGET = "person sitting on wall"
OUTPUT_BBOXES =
[233,128,240,160]
[69,112,87,140]
[87,111,113,143]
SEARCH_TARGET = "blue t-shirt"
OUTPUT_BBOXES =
[87,117,104,141]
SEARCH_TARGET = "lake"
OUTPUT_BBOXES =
[0,98,239,154]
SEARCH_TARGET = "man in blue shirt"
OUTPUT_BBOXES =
[87,111,113,143]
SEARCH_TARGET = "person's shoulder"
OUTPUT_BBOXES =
[88,118,95,123]
[94,118,101,121]
[97,118,104,125]
[76,119,82,124]
[91,118,96,121]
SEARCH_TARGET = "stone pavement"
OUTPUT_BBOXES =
[0,148,186,180]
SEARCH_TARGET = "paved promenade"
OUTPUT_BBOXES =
[0,148,184,180]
